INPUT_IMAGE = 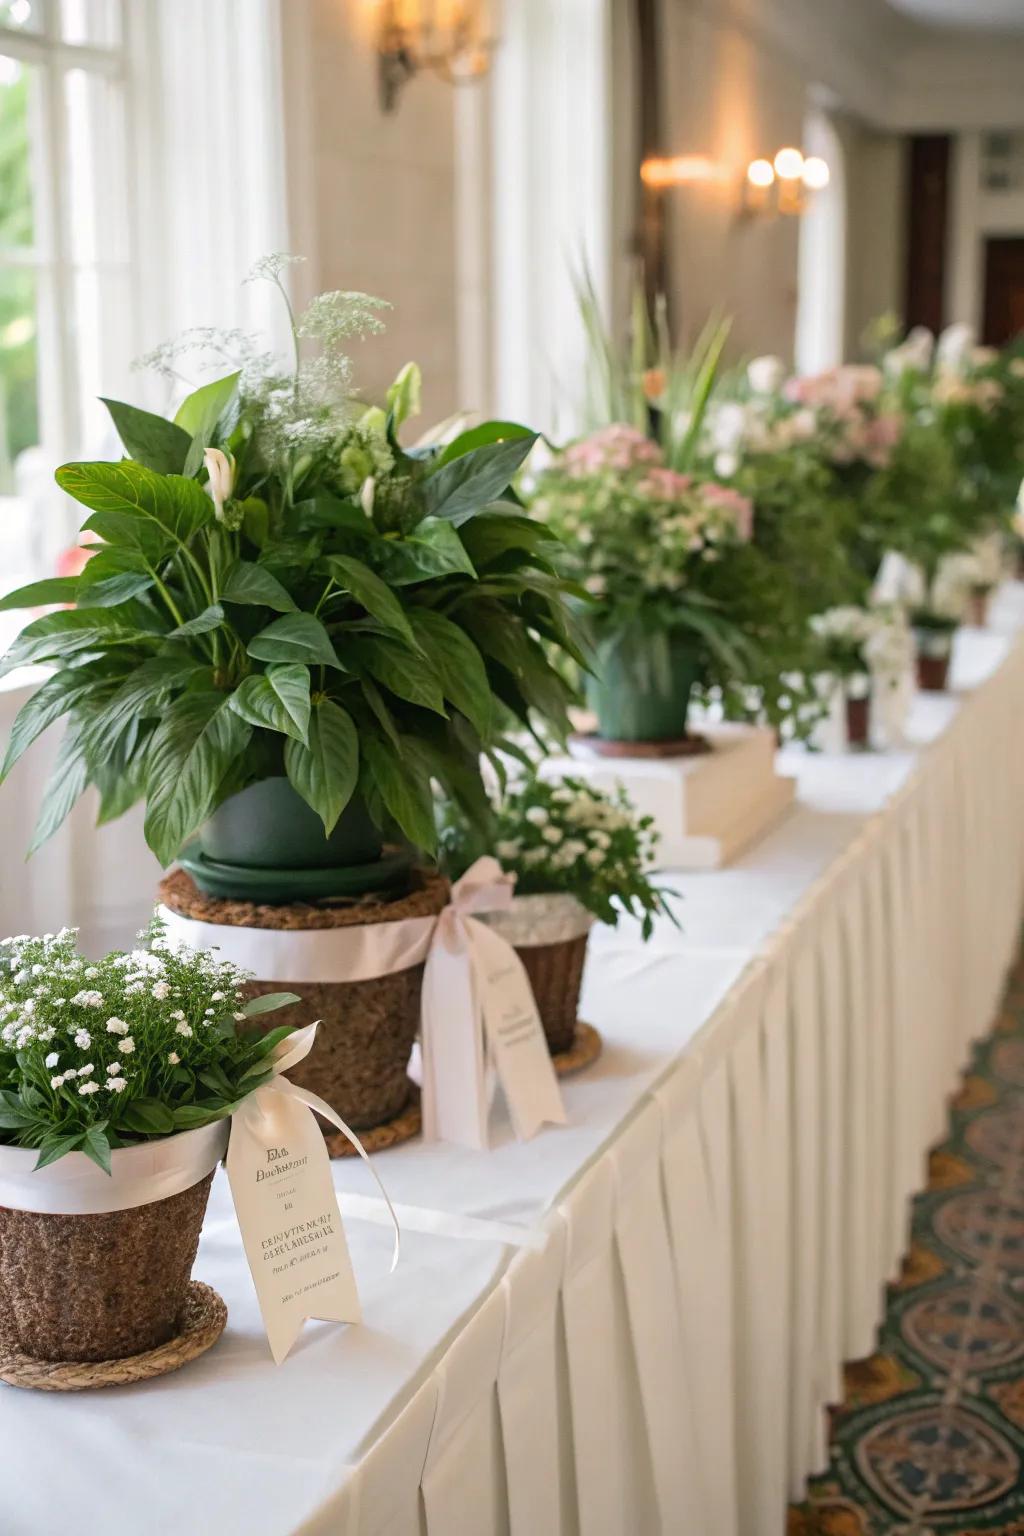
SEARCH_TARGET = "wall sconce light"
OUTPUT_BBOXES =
[377,1,496,113]
[640,154,723,189]
[740,148,830,219]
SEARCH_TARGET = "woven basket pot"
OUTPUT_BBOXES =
[477,893,594,1056]
[0,1125,224,1363]
[159,867,449,1131]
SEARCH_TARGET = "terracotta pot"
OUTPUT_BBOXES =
[477,893,594,1056]
[914,624,955,693]
[159,866,449,1134]
[0,1125,224,1362]
[845,694,871,749]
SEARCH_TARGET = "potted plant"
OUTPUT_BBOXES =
[809,604,910,749]
[530,426,755,748]
[0,918,295,1366]
[0,259,582,1133]
[440,773,675,1057]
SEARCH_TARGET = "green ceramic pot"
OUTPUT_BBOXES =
[199,778,383,871]
[586,628,701,742]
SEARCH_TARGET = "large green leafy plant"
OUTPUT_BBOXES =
[0,917,297,1172]
[0,260,581,862]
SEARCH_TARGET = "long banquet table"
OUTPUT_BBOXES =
[4,589,1024,1536]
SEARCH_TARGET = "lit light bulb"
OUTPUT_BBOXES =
[746,158,775,189]
[801,156,830,191]
[773,147,805,181]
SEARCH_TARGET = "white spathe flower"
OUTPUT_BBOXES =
[747,355,785,395]
[359,476,375,518]
[203,447,236,521]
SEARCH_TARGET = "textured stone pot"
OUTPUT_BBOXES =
[160,866,450,1133]
[0,1124,225,1362]
[586,628,701,743]
[477,893,594,1056]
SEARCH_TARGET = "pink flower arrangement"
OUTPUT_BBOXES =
[635,466,695,500]
[785,364,884,413]
[562,424,663,476]
[697,481,755,540]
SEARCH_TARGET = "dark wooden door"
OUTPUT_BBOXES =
[904,136,951,334]
[983,238,1024,345]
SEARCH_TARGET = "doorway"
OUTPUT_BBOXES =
[982,237,1024,345]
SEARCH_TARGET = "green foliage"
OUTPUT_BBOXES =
[440,773,677,940]
[0,917,297,1172]
[3,278,580,863]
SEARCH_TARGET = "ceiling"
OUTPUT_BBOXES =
[888,0,1024,29]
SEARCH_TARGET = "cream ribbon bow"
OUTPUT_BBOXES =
[226,1022,399,1363]
[420,857,568,1149]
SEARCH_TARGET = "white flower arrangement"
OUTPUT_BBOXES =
[811,603,913,686]
[0,917,297,1172]
[442,776,677,939]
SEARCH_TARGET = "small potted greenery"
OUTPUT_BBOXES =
[0,259,581,1134]
[809,604,909,748]
[0,918,295,1366]
[441,774,675,1057]
[530,426,755,748]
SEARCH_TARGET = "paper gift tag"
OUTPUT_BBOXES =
[468,916,568,1141]
[420,932,489,1148]
[227,1080,360,1363]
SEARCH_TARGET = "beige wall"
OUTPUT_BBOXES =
[280,0,460,423]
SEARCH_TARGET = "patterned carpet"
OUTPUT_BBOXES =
[790,958,1024,1535]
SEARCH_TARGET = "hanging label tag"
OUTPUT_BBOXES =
[420,935,489,1149]
[467,916,568,1141]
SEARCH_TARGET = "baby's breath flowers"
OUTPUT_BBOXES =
[441,775,677,939]
[0,916,297,1174]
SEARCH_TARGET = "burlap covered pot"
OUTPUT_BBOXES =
[0,1123,225,1363]
[159,867,449,1132]
[476,892,594,1056]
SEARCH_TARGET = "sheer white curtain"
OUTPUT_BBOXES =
[486,0,615,438]
[126,0,292,408]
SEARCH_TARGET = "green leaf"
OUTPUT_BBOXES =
[246,1023,297,1054]
[423,435,538,524]
[97,652,208,740]
[0,576,78,611]
[283,698,359,834]
[170,603,224,637]
[80,1123,113,1175]
[229,666,311,743]
[27,723,92,854]
[326,554,418,646]
[34,1131,89,1170]
[359,676,403,754]
[408,609,492,738]
[347,633,446,714]
[240,993,302,1017]
[0,608,148,680]
[373,519,476,584]
[435,420,534,467]
[291,493,371,533]
[76,571,155,608]
[56,461,213,552]
[458,508,557,566]
[221,561,297,613]
[247,613,344,670]
[171,1102,238,1130]
[362,732,437,852]
[174,371,241,439]
[101,398,192,475]
[0,1089,36,1129]
[0,669,104,781]
[144,691,253,864]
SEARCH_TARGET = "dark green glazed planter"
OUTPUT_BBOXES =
[200,778,383,869]
[586,629,701,742]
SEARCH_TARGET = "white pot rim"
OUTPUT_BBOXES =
[477,890,594,947]
[0,1119,229,1217]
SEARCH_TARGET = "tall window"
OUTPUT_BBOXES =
[0,0,130,589]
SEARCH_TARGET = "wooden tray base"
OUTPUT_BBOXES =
[552,1022,603,1077]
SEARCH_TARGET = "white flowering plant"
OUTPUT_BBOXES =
[810,604,911,685]
[0,255,581,866]
[440,774,676,938]
[0,917,298,1173]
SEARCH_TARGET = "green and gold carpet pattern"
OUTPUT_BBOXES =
[790,959,1024,1535]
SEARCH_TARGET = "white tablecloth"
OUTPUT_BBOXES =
[3,592,1024,1536]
